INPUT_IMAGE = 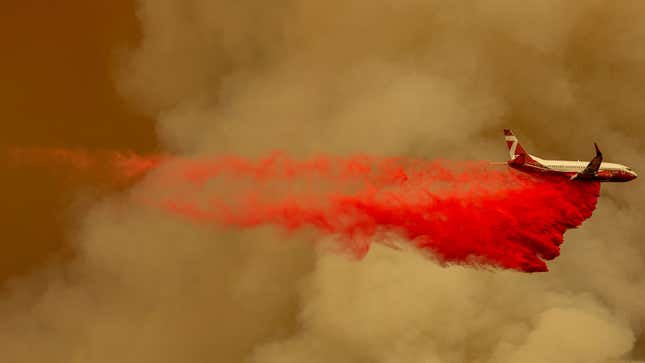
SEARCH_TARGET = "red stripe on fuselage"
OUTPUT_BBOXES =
[508,163,636,182]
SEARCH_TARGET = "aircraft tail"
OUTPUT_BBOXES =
[504,129,528,163]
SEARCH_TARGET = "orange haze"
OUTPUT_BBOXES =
[0,0,156,281]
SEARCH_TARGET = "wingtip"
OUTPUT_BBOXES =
[594,142,602,156]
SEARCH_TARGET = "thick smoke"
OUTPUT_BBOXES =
[3,1,645,362]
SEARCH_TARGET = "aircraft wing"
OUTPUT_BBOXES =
[580,143,603,176]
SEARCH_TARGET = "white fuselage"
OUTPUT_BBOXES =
[529,155,633,174]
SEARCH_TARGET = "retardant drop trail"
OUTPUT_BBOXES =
[9,148,601,272]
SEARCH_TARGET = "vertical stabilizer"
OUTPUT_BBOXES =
[504,129,528,163]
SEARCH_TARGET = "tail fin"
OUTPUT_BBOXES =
[503,129,528,162]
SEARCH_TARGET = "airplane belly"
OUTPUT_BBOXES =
[508,163,572,178]
[595,170,637,182]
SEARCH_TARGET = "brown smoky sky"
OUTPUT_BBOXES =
[0,0,157,280]
[1,1,645,362]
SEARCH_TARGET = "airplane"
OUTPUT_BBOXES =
[503,129,637,182]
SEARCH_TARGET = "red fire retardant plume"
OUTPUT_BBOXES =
[10,149,601,272]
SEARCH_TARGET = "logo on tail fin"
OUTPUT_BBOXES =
[503,129,527,161]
